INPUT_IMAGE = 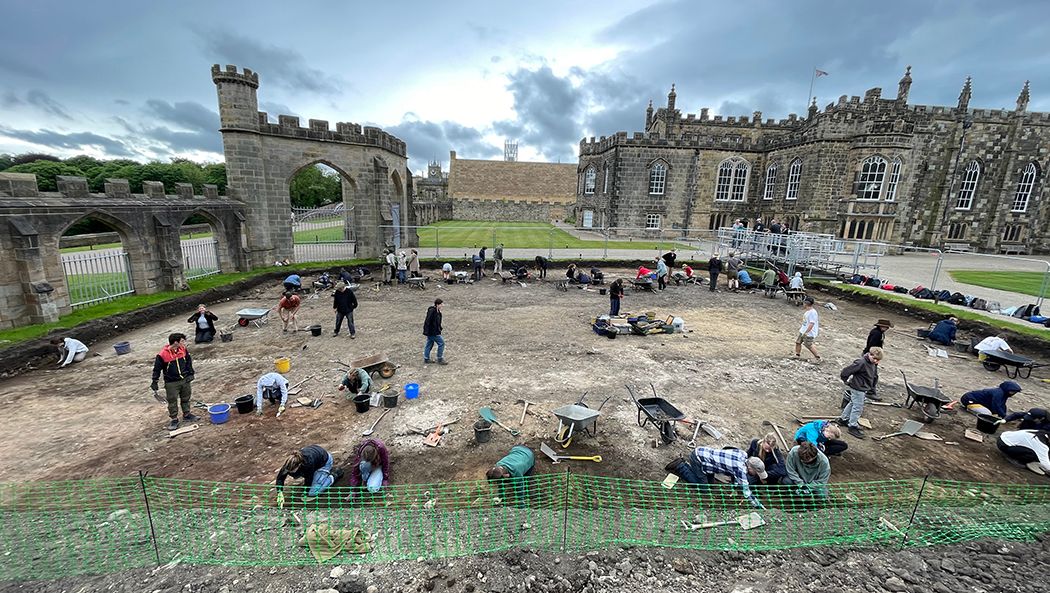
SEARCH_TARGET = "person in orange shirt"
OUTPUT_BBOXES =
[276,291,301,332]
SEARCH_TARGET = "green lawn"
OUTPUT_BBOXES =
[60,231,214,254]
[65,272,133,306]
[948,270,1049,299]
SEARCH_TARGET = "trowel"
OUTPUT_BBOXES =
[872,419,923,441]
[681,511,765,531]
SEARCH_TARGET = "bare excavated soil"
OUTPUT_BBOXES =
[1,266,1049,488]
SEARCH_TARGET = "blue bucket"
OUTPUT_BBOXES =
[405,383,420,400]
[113,341,131,355]
[208,403,231,425]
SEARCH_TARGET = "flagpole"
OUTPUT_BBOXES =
[807,67,817,111]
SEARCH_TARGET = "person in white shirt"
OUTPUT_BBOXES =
[50,337,88,367]
[441,262,453,282]
[788,272,805,290]
[997,430,1050,475]
[974,335,1012,362]
[794,297,821,361]
[255,372,289,417]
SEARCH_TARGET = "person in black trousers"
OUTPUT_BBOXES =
[187,304,218,344]
[534,255,549,279]
[707,254,723,292]
[423,298,446,365]
[332,282,358,338]
[609,279,624,316]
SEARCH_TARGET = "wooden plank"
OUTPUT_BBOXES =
[168,424,200,438]
[964,428,984,443]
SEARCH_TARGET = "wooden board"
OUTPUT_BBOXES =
[661,473,679,489]
[858,418,872,429]
[914,431,942,441]
[168,424,199,438]
[964,428,985,443]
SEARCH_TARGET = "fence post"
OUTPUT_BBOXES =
[603,228,609,260]
[899,474,929,550]
[138,471,162,565]
[435,228,440,259]
[930,251,944,292]
[560,467,571,553]
[548,228,554,259]
[1037,263,1050,309]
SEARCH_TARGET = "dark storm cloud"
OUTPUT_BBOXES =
[144,100,219,133]
[196,29,343,96]
[136,100,224,154]
[0,125,136,157]
[387,117,500,167]
[493,65,587,162]
[1,90,72,120]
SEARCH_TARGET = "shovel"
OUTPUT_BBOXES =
[872,419,923,441]
[540,442,602,464]
[362,409,390,436]
[681,512,765,530]
[480,407,520,436]
[762,420,790,451]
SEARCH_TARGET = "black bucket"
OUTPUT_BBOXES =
[308,325,322,337]
[353,394,370,413]
[976,413,1002,435]
[220,333,233,343]
[474,419,492,443]
[234,394,254,414]
[382,391,399,409]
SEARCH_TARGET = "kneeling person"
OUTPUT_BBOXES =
[256,372,289,416]
[665,446,766,508]
[349,439,390,493]
[275,445,342,507]
[782,441,830,497]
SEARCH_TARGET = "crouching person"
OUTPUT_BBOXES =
[255,372,289,417]
[276,445,343,507]
[996,430,1050,475]
[782,441,830,498]
[486,445,535,504]
[665,446,766,508]
[337,367,372,397]
[746,433,786,485]
[349,439,390,493]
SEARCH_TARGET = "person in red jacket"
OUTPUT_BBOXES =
[150,333,198,430]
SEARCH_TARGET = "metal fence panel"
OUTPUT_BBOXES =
[182,238,220,280]
[293,241,357,263]
[60,250,135,308]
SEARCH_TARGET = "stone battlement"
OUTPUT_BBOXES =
[0,173,229,204]
[210,64,259,88]
[254,113,407,156]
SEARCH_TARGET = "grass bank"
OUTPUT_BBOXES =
[947,270,1049,299]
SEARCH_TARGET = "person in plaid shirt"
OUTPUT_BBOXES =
[666,446,767,508]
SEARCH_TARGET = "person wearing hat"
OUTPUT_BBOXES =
[664,446,766,509]
[782,441,830,497]
[864,319,893,354]
[1005,408,1050,431]
[332,281,358,338]
[794,296,821,361]
[960,381,1022,419]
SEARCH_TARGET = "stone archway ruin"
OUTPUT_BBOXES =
[212,64,416,264]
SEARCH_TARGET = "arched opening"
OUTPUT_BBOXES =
[288,161,357,262]
[179,210,223,279]
[58,212,136,308]
[390,169,405,249]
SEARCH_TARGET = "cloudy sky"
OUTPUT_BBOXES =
[1,0,1047,174]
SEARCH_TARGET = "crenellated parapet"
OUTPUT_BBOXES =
[252,113,407,156]
[210,64,259,88]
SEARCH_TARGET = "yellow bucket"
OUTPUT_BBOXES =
[274,357,291,373]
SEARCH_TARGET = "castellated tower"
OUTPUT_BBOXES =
[211,65,260,131]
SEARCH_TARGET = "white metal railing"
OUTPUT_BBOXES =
[60,250,134,308]
[182,237,220,280]
[293,241,357,262]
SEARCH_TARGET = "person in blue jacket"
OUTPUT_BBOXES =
[961,381,1021,418]
[927,316,958,346]
[1005,408,1050,431]
[794,420,848,456]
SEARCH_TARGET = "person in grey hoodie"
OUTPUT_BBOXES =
[782,441,830,497]
[838,347,883,439]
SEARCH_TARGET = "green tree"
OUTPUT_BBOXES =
[0,154,13,171]
[202,163,227,194]
[5,160,85,191]
[289,165,342,208]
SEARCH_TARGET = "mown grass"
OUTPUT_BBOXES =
[948,270,1050,299]
[816,281,1050,343]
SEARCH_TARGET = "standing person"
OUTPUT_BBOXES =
[478,246,487,276]
[332,282,358,338]
[51,336,89,368]
[282,273,302,292]
[838,347,883,439]
[275,445,342,507]
[794,296,821,361]
[255,371,289,417]
[493,243,505,274]
[384,249,396,285]
[150,333,198,430]
[927,316,958,346]
[349,439,391,493]
[472,254,483,281]
[662,249,677,269]
[664,447,766,509]
[782,441,831,497]
[794,420,848,456]
[609,278,625,316]
[864,320,893,354]
[754,217,766,233]
[187,304,218,344]
[534,255,549,279]
[423,298,447,365]
[655,258,669,290]
[276,291,301,332]
[407,249,421,278]
[726,252,743,291]
[396,251,408,284]
[707,253,723,292]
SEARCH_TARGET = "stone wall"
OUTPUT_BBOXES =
[578,72,1050,252]
[452,199,568,222]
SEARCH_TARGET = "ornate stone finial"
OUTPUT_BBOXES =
[1016,80,1030,112]
[645,99,654,128]
[808,97,818,119]
[667,84,677,110]
[957,76,972,111]
[897,65,912,102]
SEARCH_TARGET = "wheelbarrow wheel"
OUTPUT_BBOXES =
[660,421,676,444]
[557,424,573,448]
[379,363,396,379]
[370,371,380,381]
[981,361,1001,372]
[922,401,940,423]
[238,318,249,327]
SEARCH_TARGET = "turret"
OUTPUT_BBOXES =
[1016,80,1030,112]
[808,97,818,119]
[667,84,676,111]
[957,76,972,112]
[645,99,654,128]
[211,64,260,131]
[897,65,912,103]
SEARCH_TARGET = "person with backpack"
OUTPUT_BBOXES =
[927,316,958,346]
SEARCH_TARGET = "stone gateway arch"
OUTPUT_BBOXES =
[211,65,416,265]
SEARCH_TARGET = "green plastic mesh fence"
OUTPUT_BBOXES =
[1,474,1048,582]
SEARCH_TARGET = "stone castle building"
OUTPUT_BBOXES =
[448,151,577,222]
[412,161,451,225]
[576,68,1049,253]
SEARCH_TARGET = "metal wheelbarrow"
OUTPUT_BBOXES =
[350,353,398,380]
[900,370,950,423]
[552,392,611,448]
[235,308,271,328]
[627,383,686,444]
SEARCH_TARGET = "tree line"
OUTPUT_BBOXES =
[0,154,341,208]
